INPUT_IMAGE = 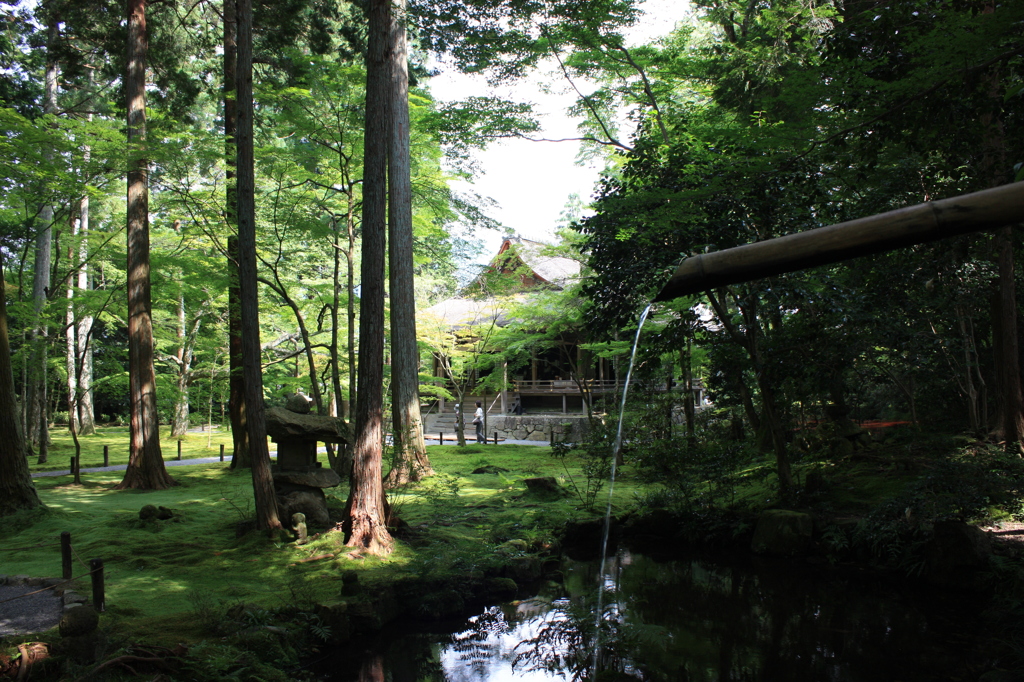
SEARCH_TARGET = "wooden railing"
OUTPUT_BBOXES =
[511,379,621,392]
[511,379,704,393]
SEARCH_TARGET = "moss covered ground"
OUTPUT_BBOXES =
[5,425,1024,679]
[5,434,643,648]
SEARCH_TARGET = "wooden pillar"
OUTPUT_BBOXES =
[501,362,508,413]
[531,350,538,382]
[562,394,567,414]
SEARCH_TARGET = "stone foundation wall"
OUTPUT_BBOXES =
[488,415,592,442]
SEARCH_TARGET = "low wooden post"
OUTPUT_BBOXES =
[89,558,105,612]
[439,431,443,444]
[493,432,498,445]
[103,445,109,467]
[69,457,75,475]
[219,444,225,462]
[61,532,72,580]
[177,440,182,461]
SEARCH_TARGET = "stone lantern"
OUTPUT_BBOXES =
[265,394,350,527]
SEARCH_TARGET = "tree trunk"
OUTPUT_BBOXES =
[65,229,79,434]
[171,291,192,437]
[0,256,42,516]
[976,19,1024,444]
[28,13,60,460]
[236,0,281,532]
[117,0,174,490]
[345,0,393,556]
[347,203,357,420]
[386,0,430,486]
[682,341,695,440]
[224,0,250,469]
[76,160,96,435]
[995,226,1024,443]
[263,276,327,413]
[328,213,351,475]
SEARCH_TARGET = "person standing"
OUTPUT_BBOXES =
[473,401,485,444]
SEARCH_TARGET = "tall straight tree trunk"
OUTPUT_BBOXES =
[76,72,96,435]
[65,221,79,434]
[28,12,60,460]
[171,312,201,437]
[347,206,357,418]
[236,0,281,532]
[976,13,1024,444]
[995,227,1024,443]
[77,139,96,435]
[345,0,393,556]
[328,205,358,472]
[117,0,173,490]
[0,256,42,516]
[385,0,430,487]
[224,0,249,469]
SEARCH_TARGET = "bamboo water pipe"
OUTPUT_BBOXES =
[655,181,1024,301]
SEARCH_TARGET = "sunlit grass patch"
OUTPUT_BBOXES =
[35,426,269,473]
[6,435,642,644]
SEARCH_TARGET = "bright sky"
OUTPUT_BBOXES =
[428,0,691,265]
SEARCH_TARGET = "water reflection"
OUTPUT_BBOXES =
[319,549,985,681]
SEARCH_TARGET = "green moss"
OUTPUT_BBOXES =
[13,426,1014,651]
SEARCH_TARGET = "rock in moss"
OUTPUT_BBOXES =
[924,520,991,588]
[523,477,563,494]
[59,604,99,637]
[314,601,350,642]
[479,577,518,601]
[472,465,510,474]
[751,509,813,556]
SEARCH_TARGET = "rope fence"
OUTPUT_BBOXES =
[1,531,106,612]
[1,543,60,552]
[0,568,97,605]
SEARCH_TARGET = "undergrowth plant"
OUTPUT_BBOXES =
[550,439,611,511]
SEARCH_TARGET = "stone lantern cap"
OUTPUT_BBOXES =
[265,406,351,444]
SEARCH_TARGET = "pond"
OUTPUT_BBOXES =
[315,548,990,681]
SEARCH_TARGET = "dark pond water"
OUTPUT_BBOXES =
[316,549,990,681]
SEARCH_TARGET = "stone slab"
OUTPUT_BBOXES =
[273,468,342,489]
[265,407,350,444]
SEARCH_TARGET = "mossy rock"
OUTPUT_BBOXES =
[59,604,99,637]
[751,510,813,556]
[414,588,465,620]
[314,601,351,643]
[476,577,518,601]
[472,465,510,474]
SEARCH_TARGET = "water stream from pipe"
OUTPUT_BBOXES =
[593,303,653,674]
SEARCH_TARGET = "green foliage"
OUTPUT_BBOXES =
[631,437,752,510]
[551,437,611,511]
[415,472,463,513]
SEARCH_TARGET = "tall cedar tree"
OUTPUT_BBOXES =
[0,256,42,516]
[27,10,58,462]
[345,0,393,555]
[386,0,431,486]
[236,0,282,532]
[117,0,174,490]
[224,0,250,469]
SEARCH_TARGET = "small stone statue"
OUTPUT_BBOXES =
[292,512,308,545]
